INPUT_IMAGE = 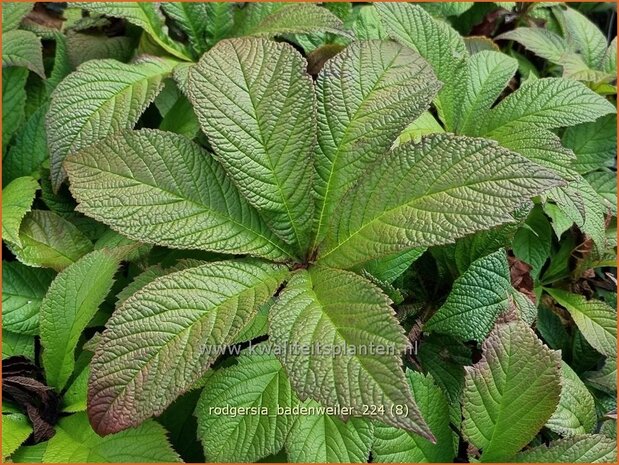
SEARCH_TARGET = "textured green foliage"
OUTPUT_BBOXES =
[2,176,39,246]
[372,371,455,463]
[65,129,292,261]
[425,250,511,341]
[2,67,28,152]
[270,266,431,439]
[319,134,562,269]
[514,435,617,463]
[2,414,33,461]
[196,351,296,462]
[1,2,33,32]
[546,289,617,357]
[462,321,562,462]
[40,250,120,390]
[47,57,176,190]
[189,38,315,253]
[2,261,54,335]
[8,210,93,271]
[2,30,45,78]
[313,39,440,243]
[43,413,181,463]
[563,115,617,173]
[88,260,287,435]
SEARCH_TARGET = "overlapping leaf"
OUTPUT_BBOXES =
[514,435,617,463]
[2,176,40,246]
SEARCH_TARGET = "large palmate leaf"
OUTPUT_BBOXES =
[372,371,455,463]
[425,250,511,341]
[2,261,55,336]
[462,320,561,462]
[2,176,40,246]
[319,134,562,269]
[514,435,617,463]
[40,250,121,391]
[478,78,615,136]
[189,38,315,253]
[42,413,181,463]
[375,2,466,130]
[546,362,596,436]
[454,50,518,134]
[88,260,287,435]
[196,350,297,462]
[65,129,293,261]
[74,2,191,60]
[286,399,373,463]
[47,56,176,191]
[2,30,45,78]
[313,40,440,243]
[546,289,617,357]
[8,210,93,271]
[269,266,432,439]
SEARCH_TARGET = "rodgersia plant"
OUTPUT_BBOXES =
[2,2,616,463]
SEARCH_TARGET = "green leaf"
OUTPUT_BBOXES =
[3,103,50,184]
[203,1,234,47]
[455,51,518,134]
[462,320,561,462]
[421,2,474,17]
[2,67,28,152]
[161,2,208,55]
[362,247,426,284]
[47,56,176,191]
[546,362,597,436]
[584,356,616,393]
[559,6,608,69]
[546,289,617,357]
[514,434,617,463]
[65,129,293,261]
[376,2,467,130]
[2,176,40,246]
[62,365,90,413]
[497,27,568,63]
[602,37,617,74]
[189,38,315,253]
[2,330,34,359]
[319,134,562,269]
[585,171,617,215]
[40,249,120,391]
[196,350,297,462]
[563,115,617,174]
[2,29,45,78]
[395,111,444,146]
[2,261,55,335]
[285,398,373,463]
[234,3,348,39]
[512,206,553,279]
[9,442,47,463]
[269,266,433,439]
[426,250,510,341]
[352,5,387,41]
[74,2,191,60]
[42,412,181,463]
[2,413,33,461]
[313,40,439,244]
[66,31,135,68]
[372,371,455,463]
[2,2,33,32]
[480,78,616,136]
[88,260,288,435]
[8,210,93,271]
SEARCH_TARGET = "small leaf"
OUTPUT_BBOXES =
[546,362,597,436]
[514,434,617,463]
[2,413,33,461]
[372,371,455,463]
[47,56,176,190]
[512,206,553,279]
[546,289,617,357]
[42,412,181,463]
[65,129,293,261]
[196,350,297,462]
[462,320,561,462]
[2,176,40,247]
[2,30,45,78]
[425,249,511,342]
[161,2,208,55]
[88,260,288,435]
[62,365,90,413]
[189,38,316,253]
[40,249,121,391]
[559,6,608,68]
[497,27,568,63]
[269,266,433,439]
[319,134,562,269]
[286,399,373,463]
[8,210,93,271]
[2,261,55,335]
